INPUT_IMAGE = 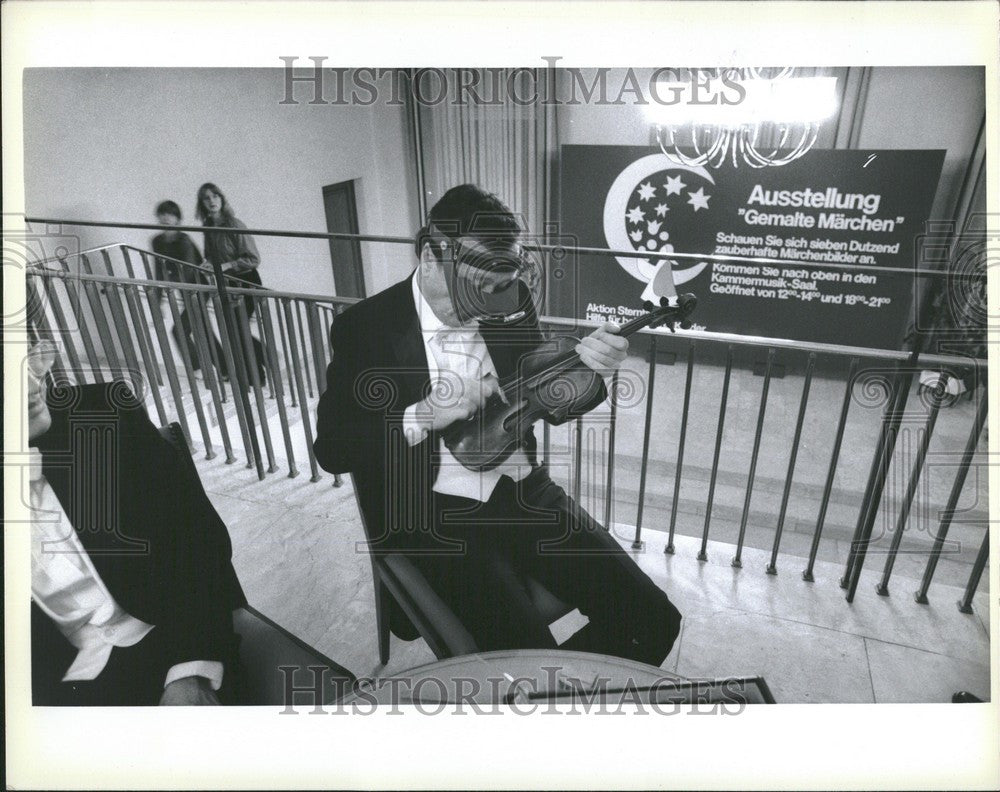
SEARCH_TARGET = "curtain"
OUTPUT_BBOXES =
[412,69,553,239]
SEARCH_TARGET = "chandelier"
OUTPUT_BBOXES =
[649,67,838,169]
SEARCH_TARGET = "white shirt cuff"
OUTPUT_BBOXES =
[402,402,430,447]
[164,660,224,691]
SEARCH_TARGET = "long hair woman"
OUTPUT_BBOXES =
[196,182,267,386]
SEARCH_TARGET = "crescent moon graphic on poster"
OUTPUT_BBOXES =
[603,154,715,290]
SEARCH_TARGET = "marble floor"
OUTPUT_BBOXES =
[194,452,994,704]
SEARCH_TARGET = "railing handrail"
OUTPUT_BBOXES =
[28,240,255,290]
[119,244,245,287]
[24,216,982,280]
[27,264,353,306]
[25,242,124,269]
[27,264,987,369]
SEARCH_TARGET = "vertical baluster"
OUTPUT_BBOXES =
[844,363,917,602]
[295,300,315,398]
[767,352,816,575]
[957,531,988,614]
[572,417,583,504]
[700,345,733,562]
[102,281,145,393]
[666,342,695,555]
[117,245,135,277]
[180,288,234,462]
[99,249,144,387]
[122,278,162,384]
[282,298,322,482]
[316,303,333,365]
[604,370,619,538]
[80,256,125,380]
[123,247,164,387]
[39,275,84,380]
[840,365,903,589]
[304,302,326,397]
[235,298,277,474]
[122,284,169,427]
[315,304,342,486]
[875,370,949,594]
[143,285,194,446]
[257,296,298,477]
[306,302,328,398]
[733,347,775,568]
[199,291,228,403]
[137,249,155,280]
[323,305,339,337]
[121,279,167,412]
[140,247,168,367]
[542,421,550,468]
[182,286,215,384]
[589,423,600,517]
[161,286,215,459]
[26,276,69,382]
[318,303,332,375]
[211,292,259,474]
[915,391,988,604]
[804,357,859,582]
[633,337,657,549]
[276,296,298,408]
[59,268,103,382]
[248,303,275,401]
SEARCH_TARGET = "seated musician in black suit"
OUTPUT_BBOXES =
[26,339,246,705]
[314,184,682,666]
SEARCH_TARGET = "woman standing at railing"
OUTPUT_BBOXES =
[196,182,267,386]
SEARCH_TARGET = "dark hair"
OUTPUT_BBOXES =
[195,182,235,225]
[415,184,521,258]
[155,200,182,221]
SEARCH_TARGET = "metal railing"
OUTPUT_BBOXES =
[28,247,349,486]
[547,324,988,608]
[23,226,989,613]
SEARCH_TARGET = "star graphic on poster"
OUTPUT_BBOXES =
[664,174,686,196]
[607,158,716,300]
[687,186,711,211]
[626,205,645,225]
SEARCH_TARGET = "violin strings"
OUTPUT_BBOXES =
[497,309,669,398]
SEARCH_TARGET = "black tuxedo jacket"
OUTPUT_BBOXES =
[32,383,246,672]
[314,273,607,549]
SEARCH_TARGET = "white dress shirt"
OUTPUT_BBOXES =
[402,275,537,502]
[28,449,223,691]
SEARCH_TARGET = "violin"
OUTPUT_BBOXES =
[442,293,698,472]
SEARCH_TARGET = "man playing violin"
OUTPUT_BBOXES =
[315,184,681,666]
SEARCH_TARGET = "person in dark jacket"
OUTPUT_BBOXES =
[27,339,246,705]
[151,199,225,375]
[196,183,267,385]
[313,184,682,666]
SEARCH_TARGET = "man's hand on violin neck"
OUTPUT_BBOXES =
[417,372,501,432]
[576,322,628,375]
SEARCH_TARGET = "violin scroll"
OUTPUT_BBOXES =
[641,293,698,333]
